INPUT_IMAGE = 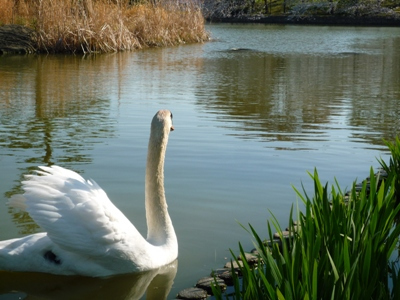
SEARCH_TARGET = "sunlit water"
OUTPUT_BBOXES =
[0,23,399,299]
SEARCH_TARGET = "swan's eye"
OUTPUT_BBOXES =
[170,112,173,120]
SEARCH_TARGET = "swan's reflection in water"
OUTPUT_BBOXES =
[0,260,177,300]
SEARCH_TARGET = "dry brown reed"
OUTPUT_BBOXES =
[1,0,209,53]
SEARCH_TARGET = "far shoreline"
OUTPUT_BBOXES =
[207,15,400,27]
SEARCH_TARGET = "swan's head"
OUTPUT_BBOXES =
[151,110,174,137]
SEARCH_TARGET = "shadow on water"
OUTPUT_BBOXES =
[0,260,177,300]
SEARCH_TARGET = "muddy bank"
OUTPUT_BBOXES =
[0,25,37,54]
[208,15,400,26]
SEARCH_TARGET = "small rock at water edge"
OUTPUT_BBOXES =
[211,268,237,286]
[224,260,243,270]
[177,287,208,299]
[196,276,226,294]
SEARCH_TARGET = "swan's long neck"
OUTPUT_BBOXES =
[145,126,176,247]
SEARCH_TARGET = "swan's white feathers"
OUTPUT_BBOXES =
[12,166,144,255]
[0,110,177,276]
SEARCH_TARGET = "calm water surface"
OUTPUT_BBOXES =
[0,23,399,299]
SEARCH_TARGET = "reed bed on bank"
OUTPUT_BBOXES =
[0,0,209,53]
[213,138,400,299]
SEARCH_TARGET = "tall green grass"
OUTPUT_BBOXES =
[379,137,400,204]
[213,139,400,299]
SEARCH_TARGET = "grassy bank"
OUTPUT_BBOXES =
[0,0,209,53]
[213,138,400,299]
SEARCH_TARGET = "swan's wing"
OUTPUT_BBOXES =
[9,166,143,255]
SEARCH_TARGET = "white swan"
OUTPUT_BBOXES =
[0,110,177,277]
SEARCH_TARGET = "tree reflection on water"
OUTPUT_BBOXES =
[195,41,400,149]
[0,54,117,234]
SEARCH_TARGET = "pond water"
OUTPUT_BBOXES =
[0,23,400,299]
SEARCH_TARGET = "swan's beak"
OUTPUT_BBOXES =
[170,126,174,131]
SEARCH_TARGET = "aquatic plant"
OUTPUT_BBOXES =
[379,137,400,204]
[0,0,209,53]
[213,140,400,299]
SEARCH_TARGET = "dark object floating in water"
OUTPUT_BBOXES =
[218,48,263,54]
[229,48,253,51]
[338,52,362,56]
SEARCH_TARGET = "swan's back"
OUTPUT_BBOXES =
[0,110,177,277]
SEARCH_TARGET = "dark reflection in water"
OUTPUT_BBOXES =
[0,55,117,234]
[0,260,177,300]
[196,34,400,149]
